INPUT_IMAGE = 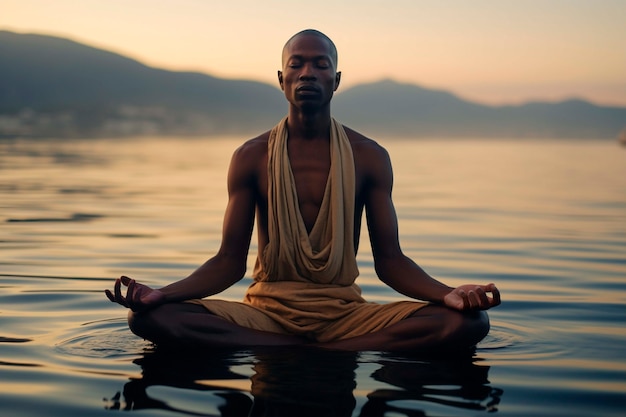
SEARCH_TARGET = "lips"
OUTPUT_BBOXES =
[296,84,321,94]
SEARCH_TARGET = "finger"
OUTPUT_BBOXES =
[114,278,129,308]
[120,276,132,285]
[457,289,470,310]
[467,290,481,309]
[104,289,115,302]
[475,287,490,308]
[489,284,501,306]
[126,279,137,311]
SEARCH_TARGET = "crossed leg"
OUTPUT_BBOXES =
[314,305,490,352]
[127,303,489,352]
[128,303,308,348]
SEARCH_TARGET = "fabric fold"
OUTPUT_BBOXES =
[255,116,358,284]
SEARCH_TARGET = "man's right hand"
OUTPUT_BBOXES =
[105,276,166,312]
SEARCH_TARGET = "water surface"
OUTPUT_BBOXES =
[1,137,625,416]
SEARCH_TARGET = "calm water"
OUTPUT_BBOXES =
[1,136,625,416]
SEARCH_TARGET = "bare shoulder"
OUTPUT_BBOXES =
[230,131,270,168]
[228,131,270,183]
[233,131,270,159]
[343,125,392,173]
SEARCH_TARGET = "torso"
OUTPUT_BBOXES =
[243,125,381,256]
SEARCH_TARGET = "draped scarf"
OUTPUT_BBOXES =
[253,116,359,284]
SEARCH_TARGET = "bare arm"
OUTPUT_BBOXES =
[364,145,451,303]
[157,146,256,301]
[363,143,500,310]
[106,140,259,310]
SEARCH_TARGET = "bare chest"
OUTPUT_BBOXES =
[287,141,331,231]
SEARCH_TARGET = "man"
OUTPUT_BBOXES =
[106,29,500,352]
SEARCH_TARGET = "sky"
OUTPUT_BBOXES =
[2,0,626,106]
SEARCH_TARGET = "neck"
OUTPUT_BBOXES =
[287,106,332,140]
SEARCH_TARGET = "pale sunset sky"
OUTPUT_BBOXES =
[2,0,625,106]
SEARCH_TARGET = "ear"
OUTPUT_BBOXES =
[277,70,284,90]
[334,71,341,91]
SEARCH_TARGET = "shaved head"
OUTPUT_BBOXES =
[282,29,338,68]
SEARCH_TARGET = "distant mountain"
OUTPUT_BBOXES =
[1,30,624,139]
[333,79,626,138]
[0,30,286,137]
[334,80,492,137]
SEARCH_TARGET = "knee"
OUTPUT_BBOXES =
[127,309,152,340]
[443,309,490,348]
[468,310,490,340]
[127,305,176,343]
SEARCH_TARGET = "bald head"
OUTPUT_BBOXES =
[282,29,338,69]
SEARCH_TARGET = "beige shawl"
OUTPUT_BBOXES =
[254,116,359,284]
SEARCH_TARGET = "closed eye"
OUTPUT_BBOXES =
[287,58,303,68]
[316,60,330,69]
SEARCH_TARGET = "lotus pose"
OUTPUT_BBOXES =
[106,29,500,352]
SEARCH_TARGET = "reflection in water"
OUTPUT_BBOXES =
[249,349,357,416]
[104,347,502,416]
[363,354,502,415]
[104,348,251,415]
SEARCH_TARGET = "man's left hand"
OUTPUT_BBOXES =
[443,283,501,311]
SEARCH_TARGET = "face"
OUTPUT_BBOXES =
[278,34,341,110]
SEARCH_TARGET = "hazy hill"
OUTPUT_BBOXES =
[0,30,286,136]
[1,30,624,139]
[333,79,626,138]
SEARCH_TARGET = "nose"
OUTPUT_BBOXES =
[299,62,317,80]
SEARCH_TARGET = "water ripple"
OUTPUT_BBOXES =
[55,318,151,359]
[0,337,32,343]
[6,213,104,223]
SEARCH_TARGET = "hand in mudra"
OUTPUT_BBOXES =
[105,276,166,312]
[443,283,501,311]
